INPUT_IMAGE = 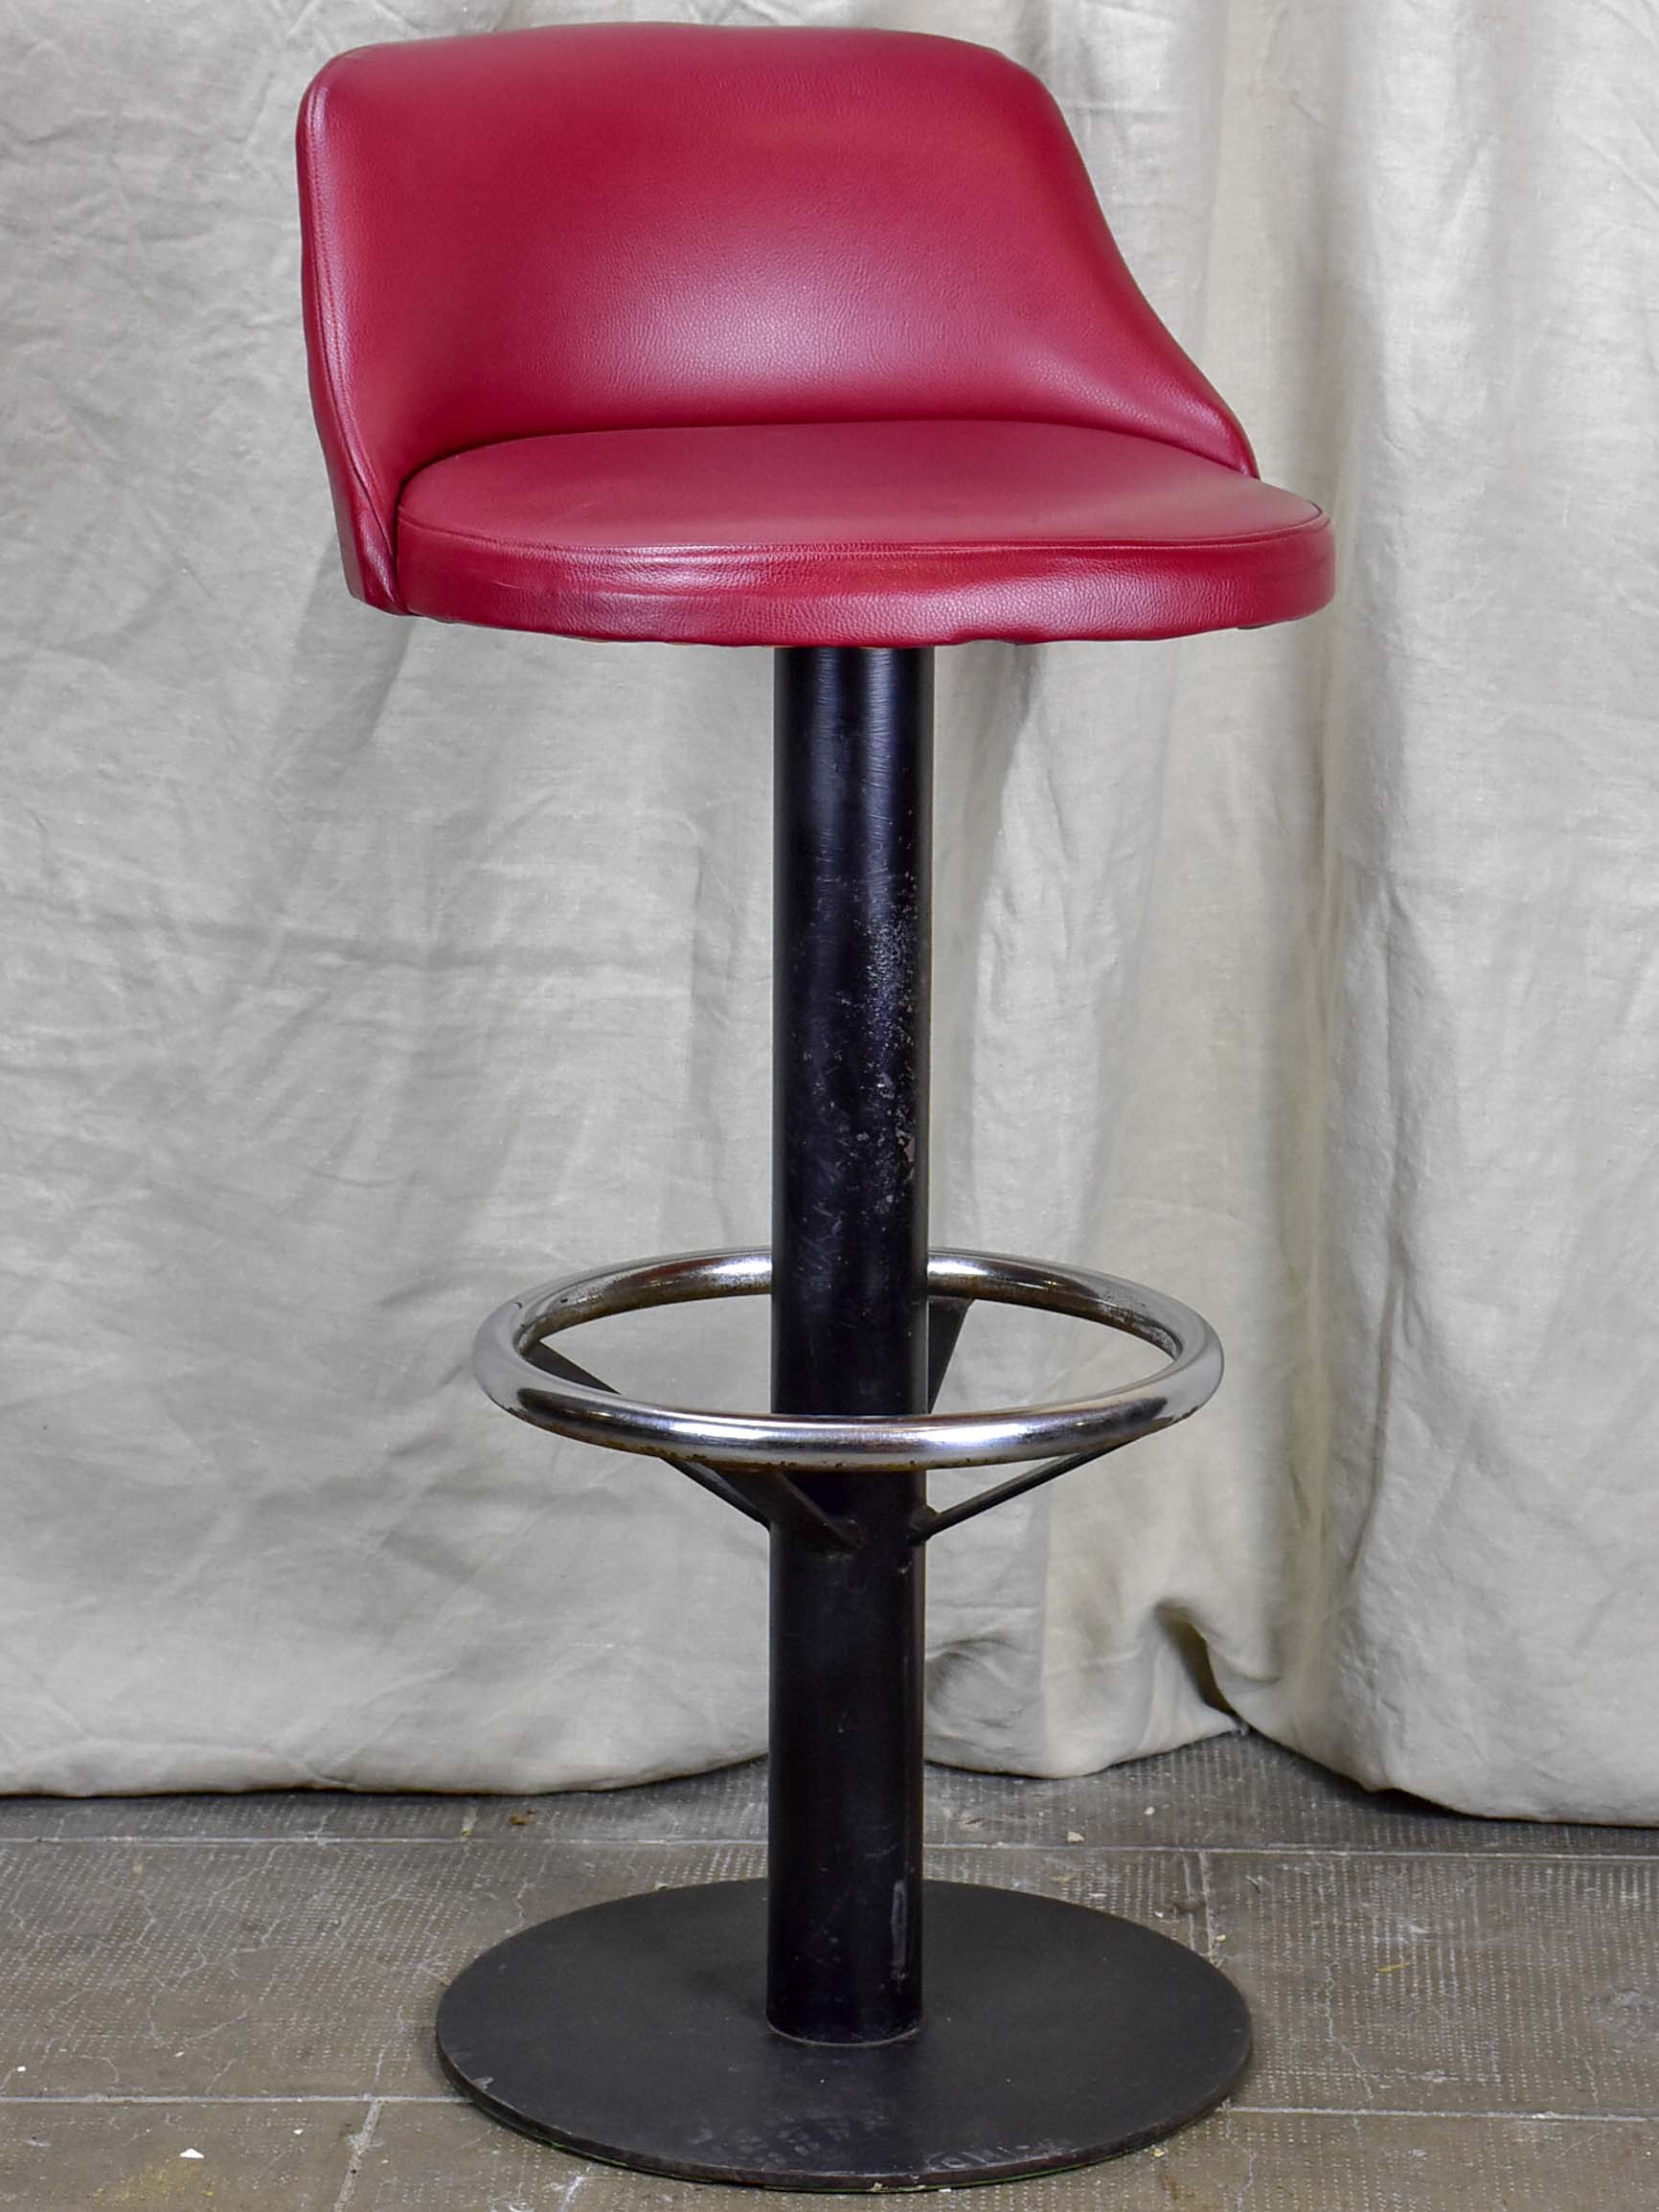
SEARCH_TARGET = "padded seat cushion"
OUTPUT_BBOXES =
[396,419,1333,649]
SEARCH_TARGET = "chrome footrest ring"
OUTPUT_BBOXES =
[474,1247,1221,1478]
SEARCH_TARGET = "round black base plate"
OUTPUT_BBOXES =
[436,1880,1250,2191]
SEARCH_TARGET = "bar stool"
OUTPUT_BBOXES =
[297,23,1332,2191]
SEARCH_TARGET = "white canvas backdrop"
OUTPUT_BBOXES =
[2,0,1655,1817]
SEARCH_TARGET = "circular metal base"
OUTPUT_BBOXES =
[436,1880,1250,2191]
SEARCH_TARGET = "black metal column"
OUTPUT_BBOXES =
[766,647,933,2044]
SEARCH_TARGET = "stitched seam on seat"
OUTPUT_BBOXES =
[397,509,1330,563]
[398,414,1263,486]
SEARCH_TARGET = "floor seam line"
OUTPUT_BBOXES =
[328,2096,382,2211]
[4,2095,1655,2123]
[1196,1844,1220,1966]
[0,2094,460,2107]
[1,1835,1653,1863]
[1229,2104,1659,2123]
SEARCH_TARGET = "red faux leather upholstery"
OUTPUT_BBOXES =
[298,24,1332,647]
[398,421,1329,648]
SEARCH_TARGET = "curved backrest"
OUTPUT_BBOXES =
[297,23,1254,612]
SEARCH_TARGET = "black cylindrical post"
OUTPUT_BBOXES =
[767,646,933,2044]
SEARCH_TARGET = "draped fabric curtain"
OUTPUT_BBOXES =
[3,0,1654,1817]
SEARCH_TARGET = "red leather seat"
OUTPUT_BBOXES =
[398,420,1329,649]
[298,24,1332,648]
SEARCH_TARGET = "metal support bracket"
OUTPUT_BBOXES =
[522,1338,860,1554]
[910,1443,1125,1543]
[925,1295,971,1410]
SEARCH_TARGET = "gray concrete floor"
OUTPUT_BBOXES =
[2,1731,1655,2209]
